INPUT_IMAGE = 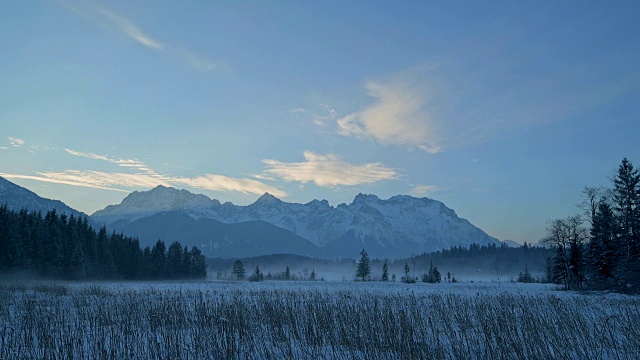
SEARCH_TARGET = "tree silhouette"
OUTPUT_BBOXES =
[232,260,245,280]
[355,249,371,281]
[381,261,389,281]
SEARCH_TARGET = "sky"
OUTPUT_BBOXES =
[1,1,639,244]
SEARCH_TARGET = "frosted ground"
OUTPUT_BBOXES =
[79,279,569,296]
[1,280,639,359]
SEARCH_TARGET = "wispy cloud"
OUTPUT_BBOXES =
[62,2,216,71]
[410,184,439,197]
[175,175,287,198]
[8,137,25,147]
[177,49,217,72]
[65,149,151,171]
[0,147,8,151]
[0,172,129,192]
[336,74,443,154]
[262,151,398,187]
[98,7,162,50]
[58,149,285,196]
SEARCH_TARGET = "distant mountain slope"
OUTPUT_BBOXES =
[93,186,499,259]
[118,211,321,258]
[0,176,88,218]
[92,185,219,224]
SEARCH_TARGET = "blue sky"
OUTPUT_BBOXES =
[1,1,639,244]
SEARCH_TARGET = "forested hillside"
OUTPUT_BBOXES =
[0,206,206,280]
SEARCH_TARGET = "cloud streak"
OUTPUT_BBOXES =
[336,75,442,154]
[98,7,163,50]
[3,149,287,197]
[62,2,216,71]
[0,172,129,192]
[262,151,398,187]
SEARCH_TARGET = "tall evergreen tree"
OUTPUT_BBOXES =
[151,240,167,278]
[403,262,411,283]
[588,198,617,288]
[189,246,207,278]
[612,158,640,289]
[232,260,245,280]
[166,241,183,279]
[251,264,263,282]
[381,261,389,281]
[355,249,371,281]
[285,265,291,280]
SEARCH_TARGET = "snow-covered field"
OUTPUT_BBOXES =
[1,280,638,359]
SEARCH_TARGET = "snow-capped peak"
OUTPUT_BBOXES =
[92,185,218,224]
[351,193,380,205]
[252,192,282,206]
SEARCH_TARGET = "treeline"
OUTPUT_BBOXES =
[389,242,552,279]
[0,206,206,280]
[546,158,640,293]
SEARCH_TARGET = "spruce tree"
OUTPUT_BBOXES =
[232,260,245,280]
[403,262,411,283]
[613,158,640,290]
[151,240,167,279]
[251,264,263,282]
[589,199,617,288]
[355,248,371,281]
[189,247,207,278]
[381,261,389,281]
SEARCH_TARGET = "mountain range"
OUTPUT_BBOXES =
[0,177,501,259]
[92,185,500,258]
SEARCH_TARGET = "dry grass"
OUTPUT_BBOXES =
[0,283,638,359]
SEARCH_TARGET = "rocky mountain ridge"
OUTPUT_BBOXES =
[93,186,500,258]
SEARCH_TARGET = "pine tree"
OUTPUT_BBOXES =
[589,199,617,288]
[285,265,291,280]
[310,269,316,281]
[423,262,442,283]
[403,262,411,283]
[517,265,535,283]
[232,260,245,280]
[381,261,389,281]
[355,249,371,281]
[150,240,167,279]
[189,247,207,278]
[251,264,263,282]
[432,266,442,283]
[612,158,640,290]
[166,241,183,279]
[181,246,192,278]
